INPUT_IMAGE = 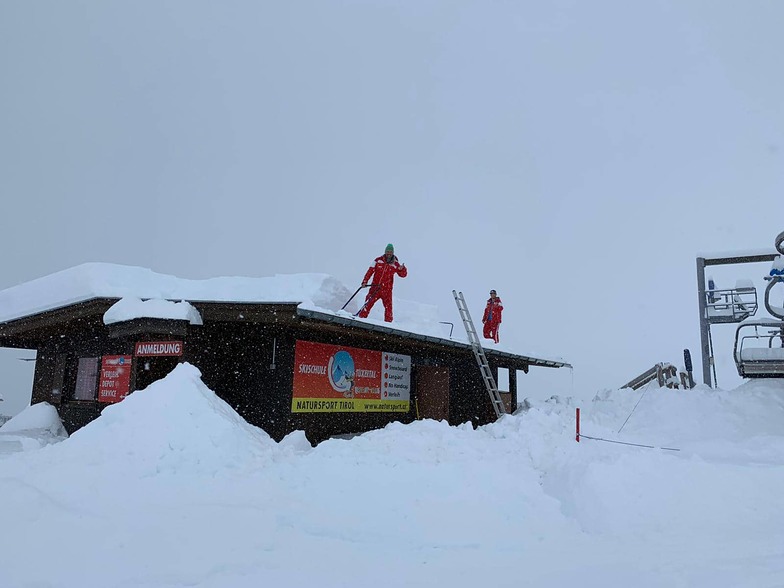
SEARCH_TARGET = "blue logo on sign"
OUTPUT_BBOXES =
[328,350,355,396]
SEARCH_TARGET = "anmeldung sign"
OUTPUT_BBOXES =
[97,355,132,404]
[134,341,183,357]
[292,340,410,413]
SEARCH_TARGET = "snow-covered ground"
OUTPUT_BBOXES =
[1,364,783,587]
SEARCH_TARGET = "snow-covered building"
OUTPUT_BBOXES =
[0,264,569,443]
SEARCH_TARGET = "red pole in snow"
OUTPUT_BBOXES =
[576,407,580,442]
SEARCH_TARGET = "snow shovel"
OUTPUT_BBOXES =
[353,285,381,317]
[341,284,370,311]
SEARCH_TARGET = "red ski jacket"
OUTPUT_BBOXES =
[483,297,503,324]
[362,255,407,294]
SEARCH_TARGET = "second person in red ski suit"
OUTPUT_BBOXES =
[358,243,407,322]
[482,289,503,343]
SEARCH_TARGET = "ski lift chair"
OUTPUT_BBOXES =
[705,282,758,324]
[734,318,784,378]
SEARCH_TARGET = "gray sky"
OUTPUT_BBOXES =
[2,1,783,415]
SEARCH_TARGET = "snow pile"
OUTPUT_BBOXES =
[0,402,68,455]
[1,367,783,586]
[521,381,784,576]
[59,363,279,477]
[546,379,784,460]
[103,297,204,325]
[0,401,67,435]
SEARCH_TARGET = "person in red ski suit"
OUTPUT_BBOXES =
[482,290,503,343]
[357,243,407,322]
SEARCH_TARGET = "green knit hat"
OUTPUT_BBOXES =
[385,243,394,253]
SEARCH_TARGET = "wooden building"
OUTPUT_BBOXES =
[0,265,569,444]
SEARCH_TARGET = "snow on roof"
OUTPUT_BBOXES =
[0,263,569,366]
[0,262,351,324]
[103,298,204,325]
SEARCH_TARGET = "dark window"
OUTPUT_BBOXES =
[74,357,100,400]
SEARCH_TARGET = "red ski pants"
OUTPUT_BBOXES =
[483,321,500,344]
[358,287,394,322]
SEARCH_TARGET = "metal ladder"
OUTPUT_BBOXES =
[452,290,505,419]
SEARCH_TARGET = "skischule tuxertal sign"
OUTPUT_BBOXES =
[292,341,411,413]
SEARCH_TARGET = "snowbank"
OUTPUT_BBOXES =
[0,402,68,455]
[1,364,783,587]
[0,401,67,436]
[60,362,281,476]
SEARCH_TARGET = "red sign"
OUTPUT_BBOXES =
[134,341,183,357]
[98,355,132,404]
[292,341,410,413]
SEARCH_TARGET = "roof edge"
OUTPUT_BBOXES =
[296,308,571,369]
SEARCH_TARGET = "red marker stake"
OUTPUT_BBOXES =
[576,407,580,442]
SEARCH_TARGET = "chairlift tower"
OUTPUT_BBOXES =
[696,233,781,387]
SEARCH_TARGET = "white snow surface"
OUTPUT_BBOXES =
[0,402,67,455]
[1,364,783,587]
[740,347,784,361]
[0,262,351,322]
[0,401,65,434]
[103,297,204,325]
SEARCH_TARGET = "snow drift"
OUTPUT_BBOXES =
[1,366,783,587]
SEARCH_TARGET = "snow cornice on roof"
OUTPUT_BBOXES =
[0,263,345,324]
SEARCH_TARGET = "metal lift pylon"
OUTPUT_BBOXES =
[452,290,506,419]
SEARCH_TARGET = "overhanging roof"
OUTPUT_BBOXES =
[0,296,571,371]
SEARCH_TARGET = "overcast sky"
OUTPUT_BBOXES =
[1,1,783,415]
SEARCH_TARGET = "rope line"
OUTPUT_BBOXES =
[618,385,649,434]
[578,433,680,452]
